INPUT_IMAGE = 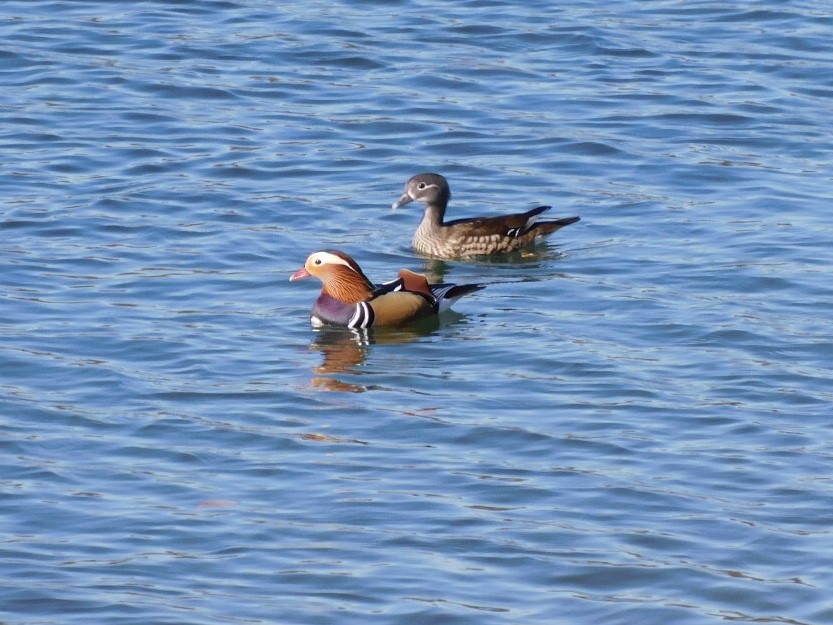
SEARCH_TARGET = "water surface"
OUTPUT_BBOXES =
[2,1,833,624]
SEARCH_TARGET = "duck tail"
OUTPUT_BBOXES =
[430,283,486,313]
[534,215,580,236]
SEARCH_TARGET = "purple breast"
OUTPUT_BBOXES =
[311,294,355,326]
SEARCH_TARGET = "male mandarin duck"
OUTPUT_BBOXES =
[290,250,484,328]
[392,172,580,258]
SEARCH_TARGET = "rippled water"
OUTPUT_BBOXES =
[3,1,833,624]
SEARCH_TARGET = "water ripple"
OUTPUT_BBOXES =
[3,1,833,624]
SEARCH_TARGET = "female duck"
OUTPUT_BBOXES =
[392,173,580,258]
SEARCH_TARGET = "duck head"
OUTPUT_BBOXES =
[290,250,375,303]
[392,173,451,209]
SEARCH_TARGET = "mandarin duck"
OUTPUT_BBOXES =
[392,173,580,258]
[290,250,484,328]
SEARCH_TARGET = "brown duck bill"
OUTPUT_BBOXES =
[289,267,311,281]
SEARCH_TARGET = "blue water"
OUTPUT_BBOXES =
[2,1,833,624]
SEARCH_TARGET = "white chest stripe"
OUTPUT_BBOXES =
[348,301,374,329]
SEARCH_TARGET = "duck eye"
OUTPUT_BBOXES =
[314,258,322,265]
[417,182,426,190]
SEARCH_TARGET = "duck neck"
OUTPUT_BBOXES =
[422,202,446,227]
[322,268,374,304]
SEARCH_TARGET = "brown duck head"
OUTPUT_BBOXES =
[290,250,375,304]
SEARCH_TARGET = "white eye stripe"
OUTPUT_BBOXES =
[308,251,359,273]
[309,252,342,266]
[316,252,348,266]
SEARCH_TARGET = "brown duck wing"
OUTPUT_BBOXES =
[446,208,580,238]
[443,206,550,237]
[368,291,435,326]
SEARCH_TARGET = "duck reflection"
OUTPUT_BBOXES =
[308,316,452,393]
[416,257,453,284]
